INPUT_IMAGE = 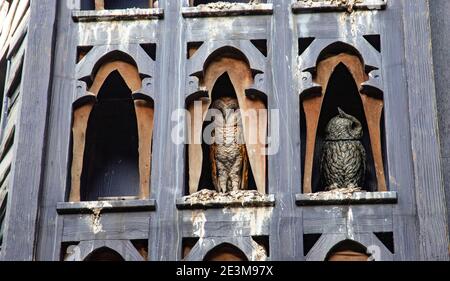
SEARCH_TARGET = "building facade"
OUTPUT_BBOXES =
[0,0,448,261]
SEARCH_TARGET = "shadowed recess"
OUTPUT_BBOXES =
[298,37,315,56]
[80,70,140,201]
[325,240,370,261]
[204,243,248,261]
[193,73,257,193]
[303,234,322,256]
[309,63,378,192]
[84,247,125,261]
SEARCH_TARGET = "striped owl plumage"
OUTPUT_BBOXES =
[320,108,366,191]
[210,97,248,193]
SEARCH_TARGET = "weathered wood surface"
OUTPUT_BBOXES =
[0,0,447,261]
[402,0,449,260]
[302,205,393,234]
[57,199,156,214]
[1,0,57,261]
[296,191,397,206]
[429,0,450,242]
[62,212,151,242]
[182,3,273,18]
[180,207,272,237]
[292,0,386,13]
[72,8,164,22]
[64,239,145,261]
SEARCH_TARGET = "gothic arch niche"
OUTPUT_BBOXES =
[203,243,248,261]
[300,42,386,193]
[70,53,154,202]
[325,240,371,261]
[84,247,125,261]
[186,47,267,196]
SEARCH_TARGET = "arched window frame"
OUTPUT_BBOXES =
[298,40,387,194]
[69,47,156,202]
[185,43,269,196]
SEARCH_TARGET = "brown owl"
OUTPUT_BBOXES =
[210,97,248,193]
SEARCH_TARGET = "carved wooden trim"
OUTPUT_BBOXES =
[306,233,393,261]
[94,0,104,10]
[70,103,94,202]
[184,237,265,261]
[135,99,154,199]
[70,61,154,201]
[64,240,145,261]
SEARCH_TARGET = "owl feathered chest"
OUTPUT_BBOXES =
[320,109,366,190]
[321,140,366,187]
[211,121,245,162]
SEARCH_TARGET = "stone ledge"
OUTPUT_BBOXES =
[182,3,273,18]
[72,8,164,22]
[177,190,275,210]
[292,0,387,13]
[57,199,156,214]
[296,191,397,206]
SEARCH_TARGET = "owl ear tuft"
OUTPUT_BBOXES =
[337,107,346,117]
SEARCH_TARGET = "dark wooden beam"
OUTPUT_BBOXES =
[1,0,57,261]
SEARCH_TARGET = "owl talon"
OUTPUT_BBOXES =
[326,183,339,191]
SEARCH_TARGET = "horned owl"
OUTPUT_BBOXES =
[210,97,248,193]
[320,108,366,191]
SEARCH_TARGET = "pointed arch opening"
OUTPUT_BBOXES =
[81,71,140,201]
[301,42,387,193]
[186,47,267,196]
[204,243,248,261]
[70,58,154,202]
[84,247,125,261]
[195,73,258,193]
[307,63,378,192]
[325,240,371,261]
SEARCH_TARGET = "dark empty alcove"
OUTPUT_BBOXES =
[325,240,371,261]
[187,73,257,194]
[204,243,248,261]
[104,0,150,9]
[301,42,387,194]
[80,0,95,10]
[81,0,153,10]
[80,70,140,201]
[302,63,383,192]
[84,247,125,261]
